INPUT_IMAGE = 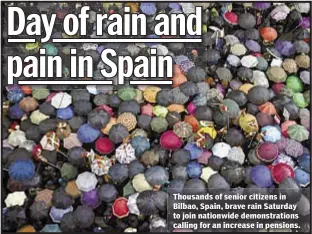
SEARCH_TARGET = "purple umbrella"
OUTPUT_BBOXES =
[245,40,261,52]
[251,165,274,188]
[186,161,202,179]
[49,206,74,223]
[275,40,296,57]
[140,3,157,15]
[253,2,271,10]
[77,124,100,143]
[184,143,203,160]
[81,188,101,209]
[8,104,25,120]
[169,3,180,9]
[299,17,310,29]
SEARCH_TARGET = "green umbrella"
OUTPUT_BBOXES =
[123,181,135,197]
[61,163,78,180]
[117,86,136,101]
[293,93,309,108]
[266,67,287,83]
[287,124,309,142]
[150,117,168,133]
[286,76,303,93]
[222,99,240,119]
[32,86,50,100]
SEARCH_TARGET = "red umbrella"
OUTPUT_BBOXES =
[223,11,238,25]
[96,104,114,117]
[112,197,129,218]
[160,131,183,150]
[281,120,296,137]
[271,163,294,184]
[95,137,115,155]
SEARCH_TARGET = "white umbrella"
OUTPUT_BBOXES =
[63,133,82,150]
[19,140,36,152]
[227,147,245,165]
[90,156,112,176]
[5,191,27,207]
[225,35,239,46]
[30,110,49,125]
[51,92,72,109]
[115,143,136,164]
[127,193,140,216]
[86,85,100,95]
[40,132,60,151]
[180,3,196,14]
[151,45,168,56]
[241,55,258,68]
[76,171,98,192]
[200,167,217,183]
[270,5,290,21]
[132,173,152,192]
[252,70,269,88]
[211,142,231,158]
[8,130,26,147]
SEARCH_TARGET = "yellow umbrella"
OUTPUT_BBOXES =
[101,117,117,135]
[132,173,152,192]
[200,167,217,183]
[153,105,168,118]
[117,112,137,131]
[143,86,161,103]
[17,225,36,233]
[30,110,49,125]
[239,83,254,94]
[5,191,27,207]
[65,180,81,199]
[167,104,185,113]
[238,112,259,133]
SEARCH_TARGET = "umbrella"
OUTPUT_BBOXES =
[88,109,110,129]
[35,189,53,207]
[101,117,117,134]
[30,110,49,125]
[271,163,294,184]
[143,86,161,103]
[173,121,193,138]
[127,193,140,216]
[130,136,150,157]
[132,173,152,192]
[184,143,203,160]
[256,142,279,162]
[222,99,240,119]
[153,105,168,118]
[49,206,74,223]
[9,159,35,181]
[200,167,217,183]
[40,132,67,158]
[56,107,74,120]
[286,76,303,93]
[90,155,112,176]
[227,147,245,165]
[231,43,247,56]
[115,143,136,164]
[8,129,27,147]
[223,11,238,25]
[297,154,310,173]
[184,178,207,195]
[211,142,231,158]
[67,147,86,168]
[72,205,95,229]
[112,197,129,218]
[81,188,100,209]
[109,163,129,184]
[123,181,135,197]
[169,88,189,105]
[63,133,82,150]
[41,224,62,232]
[71,90,90,102]
[261,125,282,143]
[95,137,115,154]
[7,85,24,103]
[294,40,310,54]
[39,118,58,134]
[52,188,75,209]
[300,71,310,85]
[258,102,278,116]
[186,161,202,179]
[227,54,241,67]
[294,168,310,187]
[140,150,159,167]
[186,67,206,83]
[150,117,168,133]
[117,112,137,131]
[76,172,98,192]
[272,153,295,168]
[118,100,141,115]
[292,93,309,108]
[287,124,309,142]
[241,55,258,68]
[141,104,153,116]
[73,100,92,116]
[238,13,256,29]
[145,166,169,186]
[128,160,145,178]
[4,191,27,207]
[30,201,49,221]
[99,184,118,203]
[77,124,100,143]
[19,97,38,112]
[60,163,78,180]
[250,165,273,188]
[295,54,310,69]
[171,149,191,166]
[109,124,129,144]
[17,225,36,232]
[270,4,290,21]
[56,122,71,140]
[179,81,199,96]
[260,27,278,42]
[247,86,270,105]
[7,104,25,119]
[51,92,72,109]
[60,212,76,232]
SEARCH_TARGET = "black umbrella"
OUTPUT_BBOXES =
[156,2,168,10]
[272,95,291,112]
[118,100,140,115]
[154,146,169,167]
[20,119,34,132]
[294,40,310,54]
[172,165,188,180]
[30,201,49,221]
[128,160,146,178]
[244,166,253,184]
[245,28,260,40]
[136,191,158,216]
[207,173,230,194]
[137,115,152,130]
[238,13,256,29]
[88,109,110,129]
[169,88,189,105]
[108,163,129,184]
[201,48,221,65]
[202,31,215,47]
[247,149,262,165]
[3,116,11,129]
[68,116,86,132]
[144,166,169,186]
[226,90,248,107]
[60,212,77,232]
[52,188,75,209]
[195,106,213,121]
[221,160,245,185]
[208,156,225,171]
[284,102,299,120]
[73,100,93,116]
[39,118,58,134]
[156,89,173,107]
[179,81,199,96]
[256,112,274,127]
[278,177,302,203]
[247,103,260,115]
[6,148,32,166]
[166,112,181,127]
[93,93,109,106]
[171,149,191,166]
[109,124,129,144]
[153,191,168,211]
[2,127,8,139]
[183,179,207,195]
[72,205,95,229]
[99,184,119,203]
[167,179,185,195]
[68,147,87,168]
[71,90,90,102]
[26,125,42,142]
[42,150,58,164]
[224,128,245,146]
[108,94,122,108]
[39,102,56,116]
[2,147,12,165]
[247,86,270,105]
[295,195,310,216]
[237,67,253,81]
[186,67,206,83]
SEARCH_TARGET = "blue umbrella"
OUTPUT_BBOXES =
[77,124,100,143]
[297,154,310,173]
[41,224,62,232]
[56,107,74,120]
[186,161,202,179]
[294,167,310,187]
[250,165,273,188]
[275,40,296,57]
[261,125,282,143]
[131,136,150,157]
[8,104,25,119]
[49,206,74,223]
[174,55,189,65]
[9,159,35,181]
[140,3,157,15]
[7,85,24,103]
[169,3,180,9]
[184,143,203,160]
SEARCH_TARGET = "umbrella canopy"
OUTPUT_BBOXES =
[30,201,50,221]
[112,197,129,218]
[171,149,191,166]
[145,166,169,186]
[228,147,245,165]
[266,67,287,83]
[52,188,75,209]
[88,109,110,129]
[271,163,294,184]
[132,173,152,192]
[5,191,27,207]
[117,86,136,101]
[9,159,35,181]
[256,142,279,162]
[81,188,100,209]
[77,124,100,143]
[261,125,282,143]
[76,172,98,192]
[8,129,27,147]
[63,133,82,150]
[150,117,168,133]
[115,143,136,164]
[259,102,278,116]
[238,12,256,29]
[50,206,74,223]
[250,165,273,188]
[287,124,309,142]
[109,163,129,184]
[109,124,129,144]
[40,132,61,151]
[19,97,38,113]
[72,205,95,229]
[95,137,115,154]
[173,121,193,138]
[35,189,53,207]
[117,112,137,131]
[200,167,217,183]
[211,142,231,158]
[90,155,112,176]
[41,224,62,232]
[51,92,72,109]
[143,86,161,103]
[186,161,202,179]
[184,143,203,160]
[60,163,78,180]
[131,136,150,157]
[260,27,278,42]
[99,184,118,203]
[140,150,159,167]
[128,160,146,178]
[30,110,50,125]
[7,103,25,119]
